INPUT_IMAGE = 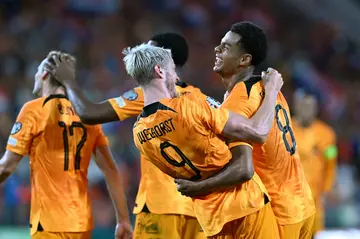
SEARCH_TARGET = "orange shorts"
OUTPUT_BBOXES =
[278,214,315,239]
[134,212,205,239]
[32,231,91,239]
[209,203,280,239]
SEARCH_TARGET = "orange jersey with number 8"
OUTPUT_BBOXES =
[6,94,109,235]
[222,78,315,225]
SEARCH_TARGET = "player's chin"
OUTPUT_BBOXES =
[213,65,223,74]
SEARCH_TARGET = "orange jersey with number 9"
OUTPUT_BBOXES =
[6,94,109,235]
[108,81,206,217]
[133,93,268,236]
[133,94,231,180]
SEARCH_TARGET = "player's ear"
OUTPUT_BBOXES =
[154,64,164,79]
[239,54,252,67]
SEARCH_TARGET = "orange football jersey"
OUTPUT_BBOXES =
[6,94,108,235]
[108,81,203,217]
[293,119,337,199]
[222,76,315,225]
[312,120,337,192]
[292,120,323,200]
[133,92,268,236]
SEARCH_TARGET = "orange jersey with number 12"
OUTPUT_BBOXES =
[133,93,268,236]
[222,77,315,225]
[6,94,108,235]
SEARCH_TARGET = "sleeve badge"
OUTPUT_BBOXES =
[10,122,22,135]
[122,90,138,101]
[206,96,221,109]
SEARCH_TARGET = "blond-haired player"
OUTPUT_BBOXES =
[119,44,281,238]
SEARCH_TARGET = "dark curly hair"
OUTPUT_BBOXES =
[230,22,268,66]
[151,33,189,68]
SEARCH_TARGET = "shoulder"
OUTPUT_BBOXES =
[223,80,262,114]
[175,91,220,110]
[313,120,336,137]
[227,79,264,103]
[176,83,205,98]
[20,98,44,114]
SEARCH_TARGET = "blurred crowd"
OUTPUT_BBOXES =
[0,0,360,231]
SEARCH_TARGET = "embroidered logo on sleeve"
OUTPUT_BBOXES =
[122,90,138,101]
[10,122,22,135]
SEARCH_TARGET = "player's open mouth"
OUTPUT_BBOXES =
[215,56,223,66]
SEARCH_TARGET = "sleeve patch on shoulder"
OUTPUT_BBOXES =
[122,90,138,101]
[10,122,22,135]
[206,96,221,109]
[115,97,126,108]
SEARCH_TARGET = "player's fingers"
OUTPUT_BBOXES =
[43,63,56,76]
[43,66,54,74]
[174,178,186,185]
[267,67,278,74]
[52,55,61,67]
[44,60,56,70]
[60,55,68,65]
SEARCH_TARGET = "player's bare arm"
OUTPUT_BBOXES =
[44,54,118,125]
[221,68,283,142]
[93,145,133,239]
[0,150,22,183]
[176,145,253,197]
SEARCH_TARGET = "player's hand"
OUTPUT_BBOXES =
[44,54,76,87]
[175,178,208,197]
[115,221,133,239]
[261,67,283,93]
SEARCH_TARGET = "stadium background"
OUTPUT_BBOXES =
[0,0,359,238]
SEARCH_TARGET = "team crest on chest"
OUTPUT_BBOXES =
[122,90,138,101]
[206,96,221,109]
[10,122,22,135]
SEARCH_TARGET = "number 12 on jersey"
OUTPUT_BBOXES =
[58,121,87,171]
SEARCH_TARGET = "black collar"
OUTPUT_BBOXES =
[43,94,68,107]
[176,80,188,88]
[140,102,176,118]
[244,75,262,97]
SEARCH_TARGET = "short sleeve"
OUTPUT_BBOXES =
[108,87,144,121]
[222,83,260,149]
[192,95,229,135]
[6,102,38,156]
[94,125,109,147]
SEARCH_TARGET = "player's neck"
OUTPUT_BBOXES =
[222,67,254,93]
[42,86,66,98]
[142,83,172,107]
